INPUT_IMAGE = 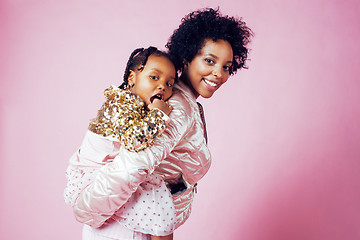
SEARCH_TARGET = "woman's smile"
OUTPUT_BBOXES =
[184,39,234,99]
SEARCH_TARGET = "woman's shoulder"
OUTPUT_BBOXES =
[170,82,197,116]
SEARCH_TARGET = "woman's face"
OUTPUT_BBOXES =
[184,39,233,98]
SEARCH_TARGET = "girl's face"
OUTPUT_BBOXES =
[128,55,176,106]
[184,39,233,98]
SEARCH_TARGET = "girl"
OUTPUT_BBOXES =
[65,47,179,239]
[67,8,252,240]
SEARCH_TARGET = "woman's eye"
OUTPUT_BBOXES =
[150,75,159,80]
[205,58,214,64]
[223,65,232,72]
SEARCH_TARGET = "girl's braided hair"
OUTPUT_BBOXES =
[119,47,178,89]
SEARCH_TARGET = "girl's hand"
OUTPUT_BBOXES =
[148,99,173,116]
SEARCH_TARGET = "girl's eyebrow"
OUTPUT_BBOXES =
[149,68,162,73]
[205,53,233,64]
[168,74,176,80]
[150,68,176,80]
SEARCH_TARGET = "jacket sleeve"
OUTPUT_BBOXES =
[64,131,119,207]
[70,97,191,228]
[120,108,170,152]
[89,86,170,152]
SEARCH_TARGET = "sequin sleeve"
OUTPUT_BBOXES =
[71,92,192,228]
[120,108,169,152]
[88,86,169,152]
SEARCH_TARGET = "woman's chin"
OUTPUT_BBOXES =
[199,91,215,99]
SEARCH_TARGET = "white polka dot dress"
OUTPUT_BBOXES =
[114,174,176,236]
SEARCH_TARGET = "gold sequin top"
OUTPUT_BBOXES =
[88,86,169,152]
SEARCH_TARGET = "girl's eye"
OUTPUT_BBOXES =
[166,82,173,87]
[150,75,159,80]
[205,58,215,64]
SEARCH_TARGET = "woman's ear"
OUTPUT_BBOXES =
[183,59,189,70]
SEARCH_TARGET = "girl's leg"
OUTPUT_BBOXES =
[82,225,112,240]
[83,221,151,240]
[150,233,173,240]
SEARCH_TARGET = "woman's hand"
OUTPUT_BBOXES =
[148,99,173,116]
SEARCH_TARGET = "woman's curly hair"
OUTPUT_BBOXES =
[166,8,253,75]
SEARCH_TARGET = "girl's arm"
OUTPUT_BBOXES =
[65,86,169,208]
[120,107,170,152]
[67,95,191,228]
[89,86,170,152]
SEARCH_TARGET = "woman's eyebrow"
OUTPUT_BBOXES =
[206,53,233,64]
[206,53,219,59]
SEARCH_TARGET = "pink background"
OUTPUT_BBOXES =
[1,0,360,239]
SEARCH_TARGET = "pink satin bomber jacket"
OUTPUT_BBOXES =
[64,81,211,230]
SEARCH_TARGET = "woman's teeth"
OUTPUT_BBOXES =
[204,79,217,87]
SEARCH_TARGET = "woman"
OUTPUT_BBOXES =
[65,8,252,240]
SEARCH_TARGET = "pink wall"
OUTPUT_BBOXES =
[1,0,360,239]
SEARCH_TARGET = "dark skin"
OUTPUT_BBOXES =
[127,55,175,240]
[151,233,174,240]
[128,55,175,116]
[149,40,234,240]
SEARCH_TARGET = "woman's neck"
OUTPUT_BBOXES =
[179,74,200,99]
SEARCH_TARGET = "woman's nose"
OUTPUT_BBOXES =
[212,66,223,78]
